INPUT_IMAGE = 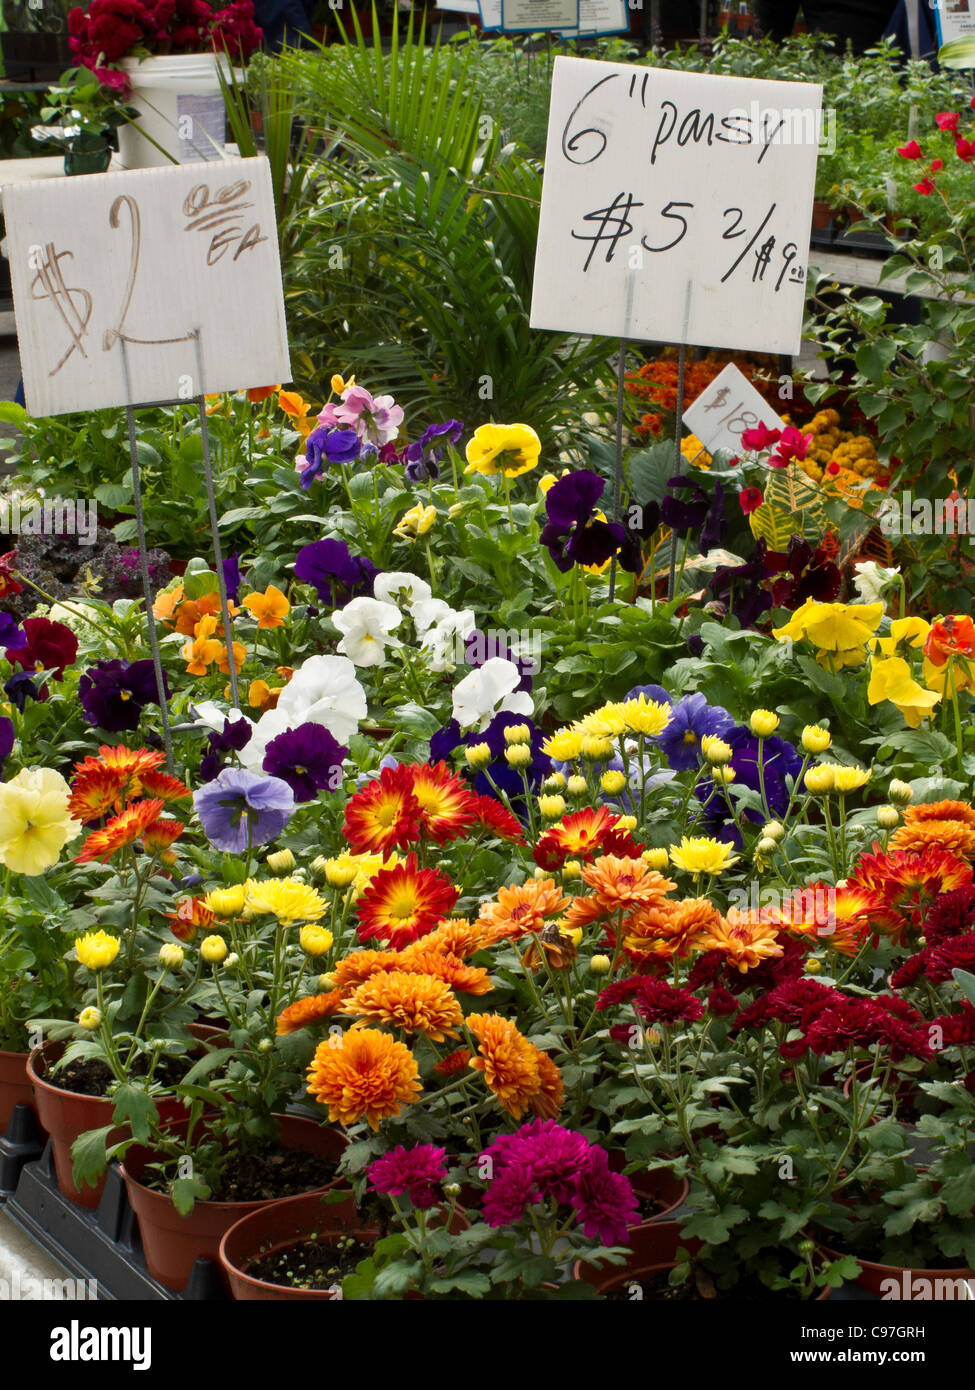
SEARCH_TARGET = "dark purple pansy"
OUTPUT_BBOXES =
[78,659,167,733]
[404,420,463,484]
[3,671,38,712]
[300,427,362,489]
[222,553,242,604]
[262,722,348,802]
[200,716,253,783]
[293,539,380,605]
[0,716,12,764]
[0,612,26,652]
[695,724,803,824]
[660,475,726,556]
[540,470,627,573]
[709,541,774,629]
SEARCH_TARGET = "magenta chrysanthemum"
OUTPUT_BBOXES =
[367,1144,447,1210]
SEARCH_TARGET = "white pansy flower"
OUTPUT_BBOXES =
[373,572,432,609]
[452,657,533,732]
[331,597,403,667]
[853,561,900,605]
[420,608,477,673]
[191,700,250,734]
[411,598,454,634]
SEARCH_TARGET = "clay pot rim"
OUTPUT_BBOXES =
[27,1025,229,1102]
[219,1194,380,1300]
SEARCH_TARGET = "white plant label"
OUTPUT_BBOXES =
[530,57,822,354]
[6,156,291,418]
[501,0,579,30]
[683,363,785,456]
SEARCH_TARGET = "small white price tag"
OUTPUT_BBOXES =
[682,362,785,456]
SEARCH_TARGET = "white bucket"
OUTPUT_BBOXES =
[116,52,235,170]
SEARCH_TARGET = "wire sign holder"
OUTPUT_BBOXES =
[4,157,291,771]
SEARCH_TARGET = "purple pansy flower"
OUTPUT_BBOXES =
[0,716,12,764]
[696,724,802,824]
[655,692,734,772]
[78,659,167,733]
[293,539,380,605]
[200,716,253,783]
[299,426,362,489]
[0,613,26,651]
[193,768,295,853]
[660,475,726,556]
[222,553,242,605]
[540,470,628,573]
[3,671,38,712]
[262,722,348,802]
[404,420,463,483]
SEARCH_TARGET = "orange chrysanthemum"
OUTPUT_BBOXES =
[418,917,487,959]
[139,769,192,804]
[276,990,348,1035]
[696,913,785,973]
[903,800,975,827]
[409,762,476,844]
[891,819,975,859]
[778,882,878,958]
[74,798,166,863]
[529,1048,564,1120]
[332,950,401,991]
[621,901,684,960]
[343,764,421,860]
[70,746,172,821]
[434,1047,471,1077]
[849,847,974,945]
[477,879,569,945]
[394,946,493,996]
[466,1012,542,1120]
[68,765,127,823]
[165,895,215,942]
[306,1026,421,1129]
[581,855,677,912]
[355,853,458,950]
[142,818,184,852]
[345,970,462,1041]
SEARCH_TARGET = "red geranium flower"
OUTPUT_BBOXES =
[936,112,961,134]
[896,140,923,159]
[738,487,763,515]
[914,178,937,196]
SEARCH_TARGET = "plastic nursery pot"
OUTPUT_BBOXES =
[819,1243,975,1299]
[220,1192,380,1301]
[0,1048,38,1132]
[120,1114,349,1293]
[27,1032,218,1208]
[575,1222,833,1301]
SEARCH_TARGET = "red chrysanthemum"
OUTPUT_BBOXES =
[468,794,526,844]
[69,745,179,822]
[74,798,165,863]
[343,764,422,859]
[355,852,459,950]
[849,847,973,945]
[165,895,215,942]
[924,885,975,945]
[533,805,642,871]
[804,995,933,1062]
[408,761,476,844]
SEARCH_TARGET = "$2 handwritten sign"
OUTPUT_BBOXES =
[530,58,823,355]
[5,156,291,418]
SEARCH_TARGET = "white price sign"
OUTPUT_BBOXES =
[6,156,291,418]
[502,0,579,31]
[682,363,784,456]
[530,58,822,355]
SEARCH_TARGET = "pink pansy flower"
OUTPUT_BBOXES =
[318,386,404,446]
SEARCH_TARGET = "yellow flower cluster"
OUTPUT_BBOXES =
[542,697,671,761]
[795,409,882,485]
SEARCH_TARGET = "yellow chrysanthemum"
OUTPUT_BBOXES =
[542,728,584,761]
[74,930,121,971]
[669,837,739,879]
[619,696,671,737]
[245,877,327,924]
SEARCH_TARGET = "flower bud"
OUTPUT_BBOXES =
[756,837,778,855]
[299,925,334,956]
[805,957,822,975]
[504,744,531,768]
[762,821,785,841]
[542,771,566,790]
[159,943,184,970]
[444,1182,462,1198]
[258,1038,274,1053]
[503,724,531,745]
[616,814,637,831]
[712,766,736,785]
[580,735,613,760]
[205,884,246,918]
[465,742,491,769]
[266,848,296,874]
[749,709,780,737]
[701,735,732,765]
[801,725,832,754]
[889,779,913,805]
[642,847,670,871]
[538,794,566,820]
[224,953,239,969]
[201,935,228,964]
[804,765,835,795]
[600,770,626,794]
[566,775,588,797]
[78,1007,102,1031]
[590,954,612,974]
[561,860,582,880]
[323,860,357,888]
[318,972,337,990]
[877,804,900,829]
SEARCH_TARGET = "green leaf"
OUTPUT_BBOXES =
[70,1124,116,1190]
[171,1175,211,1216]
[111,1082,159,1144]
[953,970,975,1011]
[93,482,133,508]
[374,1257,421,1298]
[183,569,221,600]
[428,1270,492,1296]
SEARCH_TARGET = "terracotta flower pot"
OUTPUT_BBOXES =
[27,1028,221,1208]
[0,1048,37,1133]
[819,1243,975,1299]
[121,1114,348,1292]
[607,1153,689,1229]
[219,1191,376,1300]
[575,1222,831,1300]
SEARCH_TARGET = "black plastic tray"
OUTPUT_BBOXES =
[0,1101,44,1199]
[4,1138,226,1300]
